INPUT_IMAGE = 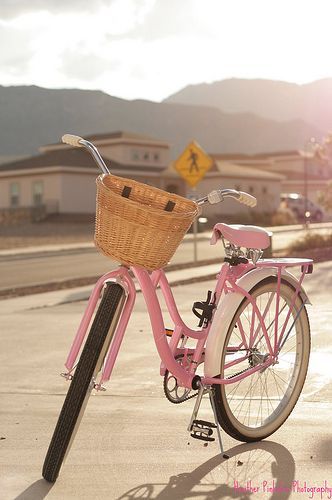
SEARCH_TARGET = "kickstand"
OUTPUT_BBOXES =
[206,386,225,455]
[187,383,228,458]
[187,383,207,432]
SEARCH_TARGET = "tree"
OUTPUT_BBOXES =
[318,180,332,212]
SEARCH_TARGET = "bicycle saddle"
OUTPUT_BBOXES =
[210,223,272,249]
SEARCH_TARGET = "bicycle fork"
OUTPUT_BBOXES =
[62,268,136,388]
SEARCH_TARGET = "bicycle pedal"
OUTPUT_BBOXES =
[165,328,185,339]
[190,419,216,442]
[93,383,107,392]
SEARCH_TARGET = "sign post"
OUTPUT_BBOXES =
[173,141,214,262]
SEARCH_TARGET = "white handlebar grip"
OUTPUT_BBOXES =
[62,134,83,147]
[207,190,223,204]
[238,191,257,207]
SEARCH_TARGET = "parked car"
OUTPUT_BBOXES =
[280,193,324,222]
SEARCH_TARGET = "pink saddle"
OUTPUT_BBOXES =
[210,223,272,250]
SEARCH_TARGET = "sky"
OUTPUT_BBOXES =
[1,0,332,102]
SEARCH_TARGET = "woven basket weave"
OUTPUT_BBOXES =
[94,174,198,270]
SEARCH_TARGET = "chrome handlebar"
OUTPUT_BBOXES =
[61,134,257,208]
[196,189,257,208]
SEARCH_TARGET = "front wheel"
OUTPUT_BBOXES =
[42,282,125,482]
[213,277,310,442]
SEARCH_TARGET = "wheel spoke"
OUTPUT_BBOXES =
[215,279,310,441]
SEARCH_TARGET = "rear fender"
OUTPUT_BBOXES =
[204,267,309,378]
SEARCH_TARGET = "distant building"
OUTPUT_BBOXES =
[0,132,183,219]
[215,150,332,207]
[165,159,283,219]
[0,131,289,222]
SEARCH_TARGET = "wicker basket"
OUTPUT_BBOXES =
[94,174,198,270]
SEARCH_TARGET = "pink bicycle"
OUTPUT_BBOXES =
[42,135,313,483]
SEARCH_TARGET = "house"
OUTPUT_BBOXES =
[165,158,284,219]
[0,131,284,223]
[0,132,183,222]
[217,150,332,207]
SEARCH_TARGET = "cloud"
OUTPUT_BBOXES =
[118,0,210,42]
[0,24,35,75]
[0,0,331,102]
[0,0,113,19]
[60,49,116,81]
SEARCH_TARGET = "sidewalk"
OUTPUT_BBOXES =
[1,222,332,260]
[0,261,332,499]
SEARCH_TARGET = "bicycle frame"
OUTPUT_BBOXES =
[64,257,312,392]
[43,135,315,483]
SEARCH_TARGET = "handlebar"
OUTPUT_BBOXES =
[62,134,110,175]
[61,134,257,209]
[196,189,257,208]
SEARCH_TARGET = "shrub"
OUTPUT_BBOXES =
[288,232,332,252]
[318,180,332,212]
[271,208,297,226]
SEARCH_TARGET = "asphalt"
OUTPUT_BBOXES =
[0,256,332,499]
[2,222,332,298]
[1,222,332,260]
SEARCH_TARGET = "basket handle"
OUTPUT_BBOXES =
[120,184,176,212]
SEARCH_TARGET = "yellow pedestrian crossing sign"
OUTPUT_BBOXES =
[174,141,214,188]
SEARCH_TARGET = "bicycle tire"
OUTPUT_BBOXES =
[42,282,125,482]
[213,277,310,442]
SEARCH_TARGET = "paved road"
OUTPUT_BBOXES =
[0,261,331,499]
[0,224,331,292]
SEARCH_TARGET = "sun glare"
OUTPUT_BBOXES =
[0,0,331,100]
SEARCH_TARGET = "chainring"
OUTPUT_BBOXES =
[163,354,198,404]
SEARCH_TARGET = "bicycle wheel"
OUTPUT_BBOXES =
[213,276,310,442]
[42,282,125,483]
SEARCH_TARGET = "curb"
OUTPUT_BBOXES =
[0,258,222,300]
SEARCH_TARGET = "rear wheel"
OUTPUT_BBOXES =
[42,282,125,482]
[213,277,310,442]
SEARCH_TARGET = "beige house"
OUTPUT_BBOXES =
[165,159,283,219]
[220,150,332,207]
[0,131,284,222]
[0,132,183,217]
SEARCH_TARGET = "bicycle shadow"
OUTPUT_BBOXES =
[13,479,53,500]
[318,438,332,462]
[117,441,295,500]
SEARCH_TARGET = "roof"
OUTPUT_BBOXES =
[164,160,284,181]
[41,131,169,152]
[212,150,300,161]
[84,131,166,143]
[0,148,165,175]
[278,170,328,181]
[215,161,285,180]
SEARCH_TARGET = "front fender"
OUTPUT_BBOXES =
[204,266,309,378]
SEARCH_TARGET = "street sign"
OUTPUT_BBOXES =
[174,140,214,188]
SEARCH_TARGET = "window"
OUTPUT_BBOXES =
[262,186,268,195]
[249,186,255,194]
[143,151,150,161]
[131,150,140,161]
[32,181,43,206]
[10,182,20,207]
[153,152,160,162]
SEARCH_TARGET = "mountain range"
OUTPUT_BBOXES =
[0,78,329,160]
[164,78,332,132]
